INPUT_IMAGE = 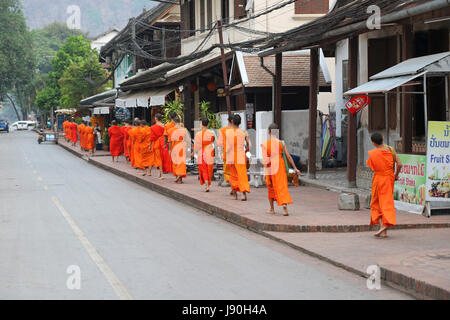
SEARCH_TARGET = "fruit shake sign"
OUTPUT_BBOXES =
[426,122,450,202]
[394,154,427,208]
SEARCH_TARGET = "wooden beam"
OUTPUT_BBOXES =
[401,24,414,153]
[274,53,282,131]
[308,48,319,179]
[347,36,358,187]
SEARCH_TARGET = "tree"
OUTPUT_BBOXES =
[35,35,93,112]
[59,52,109,109]
[0,0,36,120]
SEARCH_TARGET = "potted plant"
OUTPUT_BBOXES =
[162,100,184,123]
[199,100,221,129]
[102,128,110,151]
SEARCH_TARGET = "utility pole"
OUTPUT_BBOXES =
[217,20,231,117]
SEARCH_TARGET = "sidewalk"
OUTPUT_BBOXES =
[58,138,450,299]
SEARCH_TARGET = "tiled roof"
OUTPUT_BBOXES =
[242,54,329,88]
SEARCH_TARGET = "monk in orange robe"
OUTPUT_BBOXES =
[121,121,131,162]
[147,113,165,179]
[261,123,301,216]
[85,124,95,155]
[128,121,139,168]
[194,118,215,192]
[130,120,144,170]
[163,111,178,174]
[218,116,233,186]
[70,121,78,146]
[137,121,152,175]
[108,120,124,162]
[226,114,250,201]
[366,132,402,238]
[168,117,188,184]
[79,122,85,151]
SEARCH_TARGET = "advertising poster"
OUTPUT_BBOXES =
[394,154,427,208]
[426,121,450,202]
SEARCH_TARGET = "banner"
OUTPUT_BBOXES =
[394,154,427,207]
[426,121,450,202]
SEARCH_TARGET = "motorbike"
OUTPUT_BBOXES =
[38,130,44,144]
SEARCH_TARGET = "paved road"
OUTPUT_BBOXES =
[0,131,411,299]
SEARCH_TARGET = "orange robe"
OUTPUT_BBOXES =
[70,123,78,143]
[162,121,175,173]
[131,127,145,169]
[121,126,130,159]
[366,147,396,228]
[138,126,152,168]
[168,126,187,178]
[195,129,215,186]
[149,124,165,168]
[86,126,95,151]
[108,125,124,157]
[226,128,250,193]
[261,137,292,206]
[218,127,230,183]
[79,124,85,149]
[128,127,137,167]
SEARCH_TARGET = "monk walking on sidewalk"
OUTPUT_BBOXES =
[366,132,402,238]
[108,120,124,162]
[261,123,301,216]
[194,118,215,192]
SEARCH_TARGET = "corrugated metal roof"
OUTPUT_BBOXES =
[371,52,450,79]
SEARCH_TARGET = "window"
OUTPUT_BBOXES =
[207,0,212,29]
[200,0,205,32]
[342,60,348,94]
[295,0,329,14]
[222,0,229,24]
[234,0,247,19]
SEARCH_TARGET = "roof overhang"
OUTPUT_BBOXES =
[80,89,117,107]
[344,51,450,96]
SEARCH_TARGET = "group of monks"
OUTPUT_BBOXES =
[63,113,400,231]
[63,120,96,154]
[105,112,302,215]
[63,120,79,147]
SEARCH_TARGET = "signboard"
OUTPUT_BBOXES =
[394,154,427,212]
[426,121,450,202]
[115,107,130,122]
[345,96,371,115]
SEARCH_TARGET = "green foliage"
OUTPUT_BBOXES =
[31,22,85,74]
[102,128,109,146]
[36,35,105,112]
[59,52,108,109]
[199,100,221,129]
[0,0,35,99]
[162,100,184,124]
[74,117,82,125]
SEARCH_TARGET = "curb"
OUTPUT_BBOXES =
[58,141,450,234]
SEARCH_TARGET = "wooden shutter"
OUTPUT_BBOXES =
[234,0,247,19]
[295,0,329,14]
[180,0,189,39]
[207,0,212,29]
[200,0,205,31]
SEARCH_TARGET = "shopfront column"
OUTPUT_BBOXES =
[401,24,414,153]
[308,48,319,179]
[347,36,358,188]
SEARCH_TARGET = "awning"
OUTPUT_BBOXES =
[344,51,450,96]
[80,89,117,107]
[93,107,110,115]
[115,86,175,108]
[344,72,426,95]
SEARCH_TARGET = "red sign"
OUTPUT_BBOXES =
[345,95,371,115]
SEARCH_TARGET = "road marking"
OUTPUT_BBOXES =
[51,196,133,300]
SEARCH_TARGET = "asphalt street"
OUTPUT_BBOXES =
[0,130,411,299]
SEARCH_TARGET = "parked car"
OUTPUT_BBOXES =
[11,121,28,130]
[0,120,9,133]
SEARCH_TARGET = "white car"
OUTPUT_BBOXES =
[11,121,29,130]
